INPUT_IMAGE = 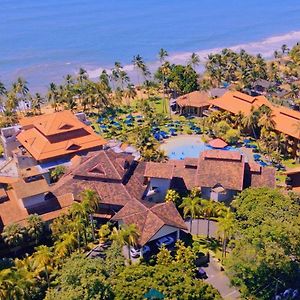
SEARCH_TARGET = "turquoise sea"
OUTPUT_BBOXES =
[1,0,300,91]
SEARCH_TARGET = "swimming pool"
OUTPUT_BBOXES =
[160,135,239,160]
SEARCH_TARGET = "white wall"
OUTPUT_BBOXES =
[146,178,171,202]
[148,225,179,242]
[201,187,237,202]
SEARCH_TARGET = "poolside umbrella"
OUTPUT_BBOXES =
[208,138,228,149]
[144,289,164,299]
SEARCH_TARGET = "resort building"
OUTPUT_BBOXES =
[1,111,106,165]
[176,91,211,117]
[111,199,186,247]
[209,91,300,156]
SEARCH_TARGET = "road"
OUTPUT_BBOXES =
[203,257,241,299]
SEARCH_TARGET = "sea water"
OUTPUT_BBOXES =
[1,0,300,91]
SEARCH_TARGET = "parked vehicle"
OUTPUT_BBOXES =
[155,236,175,248]
[130,245,151,258]
[196,267,208,279]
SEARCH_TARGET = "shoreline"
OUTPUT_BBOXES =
[2,30,300,93]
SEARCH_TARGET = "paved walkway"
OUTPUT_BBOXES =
[185,218,218,238]
[203,257,241,299]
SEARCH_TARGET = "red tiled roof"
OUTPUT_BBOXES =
[210,91,300,140]
[111,199,186,246]
[208,138,228,149]
[17,111,106,161]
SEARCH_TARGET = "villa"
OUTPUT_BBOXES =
[177,90,300,157]
[1,110,106,164]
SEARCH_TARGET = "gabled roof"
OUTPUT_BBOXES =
[210,91,300,140]
[111,199,186,246]
[51,149,146,207]
[176,91,211,108]
[196,150,245,191]
[210,91,270,116]
[17,111,106,161]
[19,111,83,136]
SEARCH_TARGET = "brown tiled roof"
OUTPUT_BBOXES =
[144,162,174,179]
[249,166,276,188]
[196,150,245,191]
[0,190,74,228]
[11,178,49,199]
[177,91,211,108]
[52,150,146,207]
[17,111,106,161]
[111,200,186,246]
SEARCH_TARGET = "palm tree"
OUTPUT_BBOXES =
[33,245,53,287]
[179,196,202,233]
[242,106,260,138]
[0,81,7,96]
[158,48,168,64]
[54,232,77,259]
[281,44,289,54]
[77,68,88,84]
[132,54,146,86]
[47,82,59,111]
[26,214,44,244]
[258,109,276,132]
[1,223,25,247]
[188,52,200,69]
[111,224,139,259]
[123,84,137,105]
[80,189,100,241]
[217,208,234,261]
[200,199,217,238]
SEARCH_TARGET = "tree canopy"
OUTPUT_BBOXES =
[227,188,300,300]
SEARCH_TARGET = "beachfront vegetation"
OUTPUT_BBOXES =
[1,44,300,299]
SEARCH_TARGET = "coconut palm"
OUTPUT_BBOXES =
[98,224,111,246]
[124,84,137,105]
[217,208,234,261]
[26,214,44,244]
[242,106,260,138]
[54,232,77,259]
[33,245,53,287]
[111,224,139,259]
[77,68,88,84]
[1,223,25,247]
[200,199,217,238]
[158,48,168,63]
[188,52,200,69]
[132,54,146,86]
[0,268,14,299]
[0,81,7,96]
[179,196,202,233]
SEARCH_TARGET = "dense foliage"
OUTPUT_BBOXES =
[227,188,300,299]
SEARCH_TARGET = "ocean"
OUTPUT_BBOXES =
[1,0,300,92]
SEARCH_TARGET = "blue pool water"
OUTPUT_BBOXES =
[160,135,239,160]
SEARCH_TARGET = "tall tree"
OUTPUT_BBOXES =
[33,245,53,287]
[188,52,200,69]
[179,196,202,233]
[111,224,140,259]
